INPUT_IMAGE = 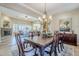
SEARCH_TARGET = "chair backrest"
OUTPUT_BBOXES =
[15,32,24,56]
[53,34,59,46]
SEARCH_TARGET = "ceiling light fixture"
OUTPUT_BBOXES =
[38,3,53,33]
[38,3,52,24]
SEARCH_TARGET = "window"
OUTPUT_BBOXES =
[33,23,41,31]
[13,24,32,33]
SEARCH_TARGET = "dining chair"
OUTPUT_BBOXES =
[54,31,64,51]
[58,33,64,51]
[15,32,36,56]
[49,33,64,56]
[52,35,58,56]
[44,35,58,56]
[53,32,64,53]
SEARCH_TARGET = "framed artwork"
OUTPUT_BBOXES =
[3,20,10,28]
[59,18,72,32]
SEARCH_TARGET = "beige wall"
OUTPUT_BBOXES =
[0,13,32,42]
[50,10,79,45]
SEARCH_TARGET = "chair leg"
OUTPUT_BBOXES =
[53,46,58,56]
[18,49,23,56]
[60,43,64,51]
[50,44,54,56]
[33,48,38,56]
[58,45,60,53]
[22,52,25,56]
[19,52,25,56]
[62,43,64,49]
[39,47,44,56]
[45,45,53,56]
[61,40,64,49]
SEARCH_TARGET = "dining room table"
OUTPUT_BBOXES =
[25,36,57,56]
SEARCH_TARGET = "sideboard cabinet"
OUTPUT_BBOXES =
[59,32,77,46]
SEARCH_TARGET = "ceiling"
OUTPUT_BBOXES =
[25,3,79,15]
[0,3,79,21]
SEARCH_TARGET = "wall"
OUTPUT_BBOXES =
[0,13,32,42]
[0,13,32,28]
[50,10,79,45]
[0,12,2,42]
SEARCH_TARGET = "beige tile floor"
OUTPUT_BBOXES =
[0,37,17,56]
[0,37,79,56]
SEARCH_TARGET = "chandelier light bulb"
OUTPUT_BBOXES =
[38,17,42,21]
[45,19,47,22]
[43,14,46,19]
[38,17,41,19]
[49,16,52,19]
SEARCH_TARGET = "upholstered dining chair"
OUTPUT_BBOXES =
[14,32,36,56]
[58,33,64,51]
[53,32,64,52]
[44,35,58,56]
[49,33,64,56]
[51,35,58,56]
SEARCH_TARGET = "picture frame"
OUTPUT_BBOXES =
[59,18,72,32]
[3,20,10,28]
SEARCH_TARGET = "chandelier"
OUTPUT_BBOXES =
[38,3,52,33]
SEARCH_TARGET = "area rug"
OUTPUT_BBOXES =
[11,44,74,56]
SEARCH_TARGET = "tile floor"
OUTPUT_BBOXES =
[0,36,79,56]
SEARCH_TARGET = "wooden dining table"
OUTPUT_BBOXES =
[26,36,57,56]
